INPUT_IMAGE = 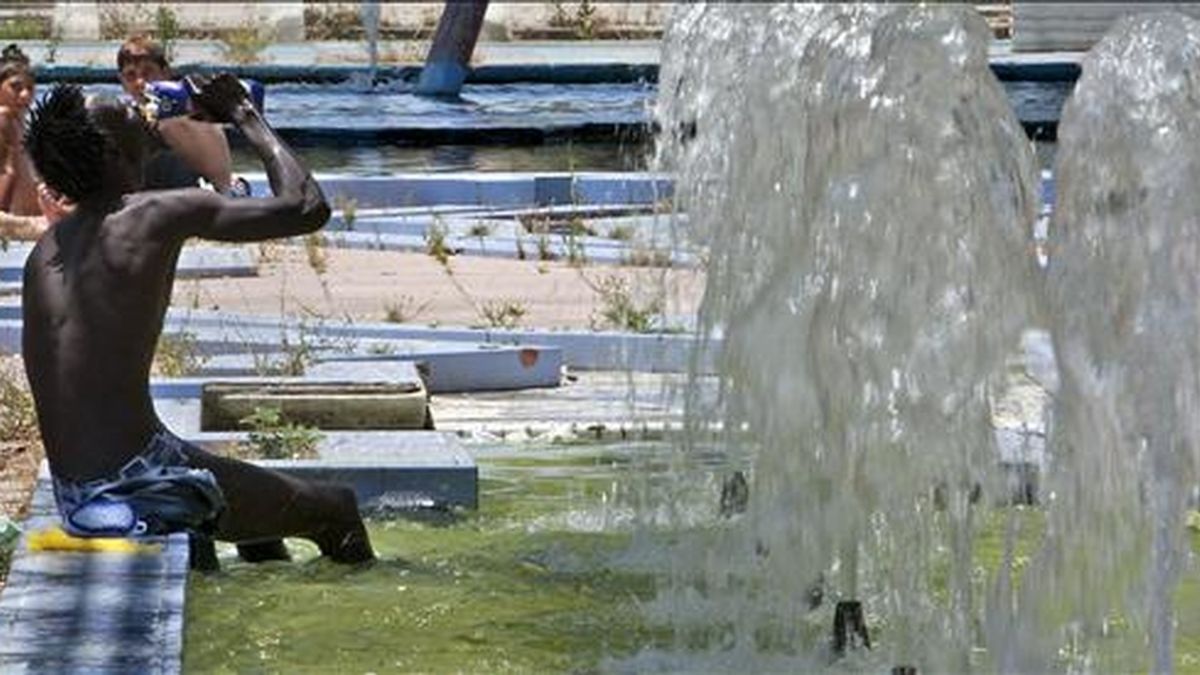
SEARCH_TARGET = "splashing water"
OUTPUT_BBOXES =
[995,12,1200,673]
[646,4,1043,670]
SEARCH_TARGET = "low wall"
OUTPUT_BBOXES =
[46,2,671,42]
[1012,2,1200,52]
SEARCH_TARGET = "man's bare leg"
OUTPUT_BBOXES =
[181,445,374,563]
[236,539,291,562]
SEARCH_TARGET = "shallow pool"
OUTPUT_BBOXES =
[183,440,735,673]
[183,437,1200,673]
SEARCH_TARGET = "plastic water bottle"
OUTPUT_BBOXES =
[142,78,265,121]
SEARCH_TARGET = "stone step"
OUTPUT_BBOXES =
[189,430,477,510]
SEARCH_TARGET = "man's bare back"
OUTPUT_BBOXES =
[21,76,372,562]
[24,194,181,479]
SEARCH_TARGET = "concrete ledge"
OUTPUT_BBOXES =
[154,308,705,374]
[261,462,475,511]
[0,244,256,283]
[258,122,649,149]
[201,380,429,431]
[317,229,697,268]
[0,477,187,674]
[145,326,566,392]
[187,430,478,510]
[246,172,673,209]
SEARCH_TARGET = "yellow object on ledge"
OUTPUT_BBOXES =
[25,525,161,555]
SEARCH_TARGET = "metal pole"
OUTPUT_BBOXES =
[415,1,490,97]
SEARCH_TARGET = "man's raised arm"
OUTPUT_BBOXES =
[164,74,329,243]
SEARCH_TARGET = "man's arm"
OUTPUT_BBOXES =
[154,75,329,243]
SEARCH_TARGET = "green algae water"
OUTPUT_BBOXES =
[182,440,734,673]
[181,437,1200,673]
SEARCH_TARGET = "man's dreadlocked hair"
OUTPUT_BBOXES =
[26,84,107,203]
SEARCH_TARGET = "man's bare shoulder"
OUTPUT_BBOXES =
[111,188,223,240]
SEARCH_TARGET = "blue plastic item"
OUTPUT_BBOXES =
[143,78,265,120]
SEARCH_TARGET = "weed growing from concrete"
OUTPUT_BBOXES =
[425,221,453,266]
[221,20,272,65]
[384,295,431,324]
[303,4,364,40]
[565,233,587,267]
[367,342,396,356]
[155,5,180,61]
[606,225,634,241]
[99,4,148,40]
[0,358,37,445]
[45,22,63,63]
[256,240,282,265]
[304,232,328,276]
[153,331,208,377]
[468,223,491,238]
[277,327,317,377]
[536,235,556,261]
[588,274,662,333]
[566,215,595,237]
[621,246,673,268]
[238,406,322,460]
[335,195,358,231]
[479,299,527,329]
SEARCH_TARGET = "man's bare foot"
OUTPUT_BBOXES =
[315,521,375,564]
[312,485,375,563]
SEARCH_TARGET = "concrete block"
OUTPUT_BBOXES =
[534,175,574,206]
[186,430,477,510]
[317,341,562,393]
[249,174,537,209]
[572,173,673,205]
[201,380,429,431]
[154,398,202,436]
[0,481,186,674]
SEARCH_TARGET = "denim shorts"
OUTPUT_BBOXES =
[52,429,226,538]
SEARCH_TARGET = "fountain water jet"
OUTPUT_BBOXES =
[643,4,1042,671]
[999,12,1200,673]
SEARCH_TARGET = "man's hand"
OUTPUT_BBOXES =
[187,74,251,125]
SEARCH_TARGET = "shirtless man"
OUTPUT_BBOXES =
[20,75,373,563]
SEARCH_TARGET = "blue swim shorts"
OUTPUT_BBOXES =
[51,429,226,538]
